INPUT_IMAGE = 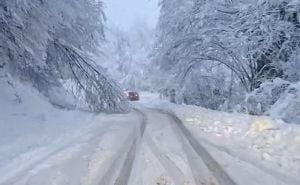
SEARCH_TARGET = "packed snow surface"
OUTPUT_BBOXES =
[0,75,139,185]
[137,92,300,184]
[1,78,300,185]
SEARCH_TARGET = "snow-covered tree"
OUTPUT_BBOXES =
[0,0,127,112]
[101,21,155,91]
[153,0,300,111]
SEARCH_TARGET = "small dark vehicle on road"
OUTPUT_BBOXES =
[127,92,140,101]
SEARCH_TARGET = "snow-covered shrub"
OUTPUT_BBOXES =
[282,47,300,82]
[240,78,290,115]
[237,78,300,124]
[268,82,300,124]
[175,71,227,109]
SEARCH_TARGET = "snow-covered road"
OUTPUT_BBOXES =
[2,105,298,185]
[0,107,238,185]
[1,81,299,185]
[118,108,236,185]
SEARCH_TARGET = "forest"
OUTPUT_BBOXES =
[152,0,300,123]
[1,1,300,184]
[1,0,300,122]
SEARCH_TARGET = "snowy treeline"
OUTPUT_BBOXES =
[153,0,300,123]
[101,22,155,91]
[0,0,127,112]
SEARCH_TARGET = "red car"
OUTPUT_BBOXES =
[127,92,140,101]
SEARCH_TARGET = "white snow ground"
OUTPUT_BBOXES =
[1,73,300,185]
[136,92,300,185]
[0,75,140,185]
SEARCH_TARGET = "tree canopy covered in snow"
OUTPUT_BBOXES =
[153,0,300,122]
[101,21,155,91]
[1,0,300,122]
[0,0,127,112]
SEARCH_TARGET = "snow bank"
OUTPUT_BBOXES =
[137,92,300,183]
[138,91,300,173]
[168,105,300,176]
[0,71,142,184]
[0,73,93,171]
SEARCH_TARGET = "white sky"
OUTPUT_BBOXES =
[104,0,160,30]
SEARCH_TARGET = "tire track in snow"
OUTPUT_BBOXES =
[144,132,186,185]
[147,108,218,185]
[114,109,147,185]
[97,130,136,185]
[140,109,192,185]
[114,138,137,185]
[196,135,300,185]
[99,109,147,185]
[0,126,109,185]
[160,110,237,185]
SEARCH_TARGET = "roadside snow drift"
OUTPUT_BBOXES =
[136,92,300,184]
[169,105,300,181]
[0,74,139,185]
[0,74,91,180]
